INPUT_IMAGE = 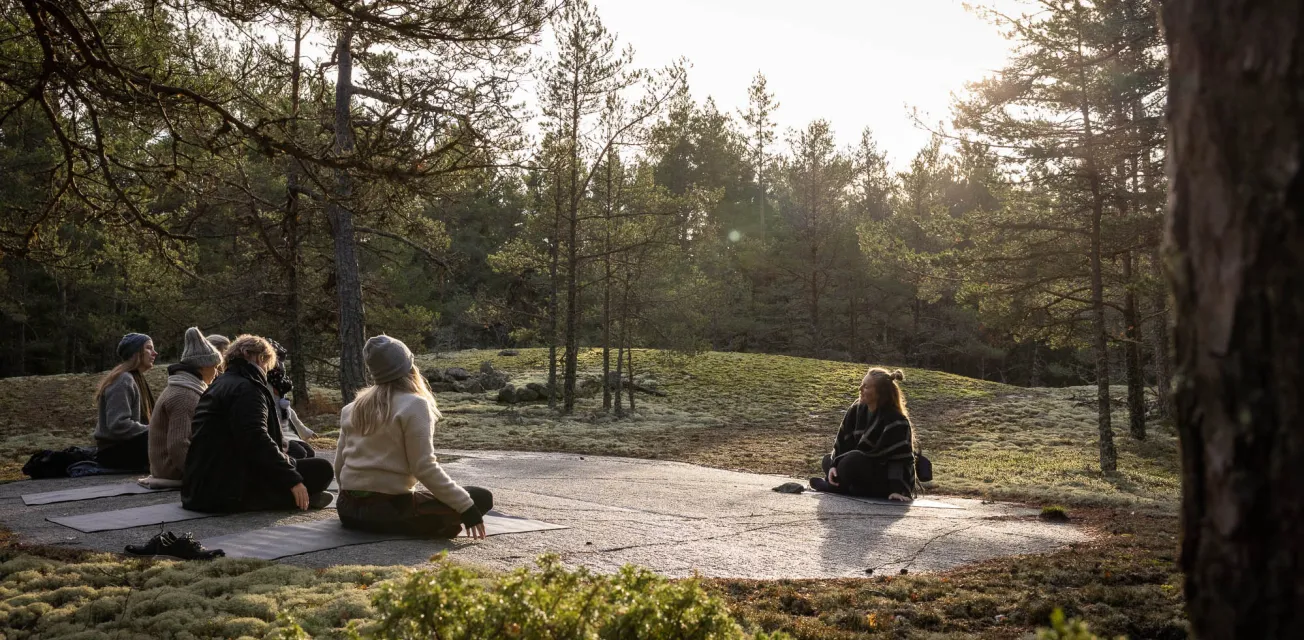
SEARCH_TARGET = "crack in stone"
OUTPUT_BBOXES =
[866,521,987,573]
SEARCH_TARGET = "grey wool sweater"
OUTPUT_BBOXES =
[94,373,149,446]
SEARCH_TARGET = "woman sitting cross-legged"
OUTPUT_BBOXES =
[810,368,918,501]
[335,335,493,539]
[182,335,334,513]
[139,327,222,489]
[93,333,159,471]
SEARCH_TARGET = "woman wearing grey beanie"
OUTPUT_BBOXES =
[334,335,493,539]
[139,328,223,488]
[93,332,159,470]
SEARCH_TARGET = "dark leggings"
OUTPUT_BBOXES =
[822,452,897,498]
[96,432,150,471]
[338,486,494,538]
[240,457,335,511]
[286,440,315,459]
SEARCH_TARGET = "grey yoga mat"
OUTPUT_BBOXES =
[206,511,570,560]
[22,481,176,506]
[47,494,338,533]
[806,492,964,510]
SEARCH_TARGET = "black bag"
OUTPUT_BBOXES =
[915,453,933,483]
[22,446,97,479]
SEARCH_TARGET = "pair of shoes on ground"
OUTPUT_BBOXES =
[125,531,224,560]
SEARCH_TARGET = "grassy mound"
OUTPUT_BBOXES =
[0,348,1179,508]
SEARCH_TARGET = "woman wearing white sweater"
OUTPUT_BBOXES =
[334,336,492,539]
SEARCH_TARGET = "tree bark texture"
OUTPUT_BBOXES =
[1123,251,1147,439]
[1077,12,1117,472]
[287,21,309,410]
[1165,1,1304,636]
[329,27,368,402]
[1149,250,1174,418]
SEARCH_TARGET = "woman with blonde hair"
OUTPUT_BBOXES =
[810,368,918,501]
[335,335,492,539]
[182,334,334,512]
[93,333,158,470]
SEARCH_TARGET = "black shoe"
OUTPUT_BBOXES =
[308,492,334,510]
[125,531,177,556]
[810,477,835,492]
[125,531,224,560]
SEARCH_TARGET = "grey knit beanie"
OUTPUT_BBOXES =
[180,327,223,368]
[205,334,231,353]
[117,333,151,361]
[364,335,415,384]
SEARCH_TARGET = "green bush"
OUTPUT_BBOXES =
[1037,608,1124,640]
[351,553,788,640]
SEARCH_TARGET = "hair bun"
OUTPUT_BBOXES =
[891,369,905,382]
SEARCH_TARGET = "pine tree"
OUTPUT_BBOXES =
[739,72,779,243]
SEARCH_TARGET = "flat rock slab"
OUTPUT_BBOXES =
[0,451,1088,578]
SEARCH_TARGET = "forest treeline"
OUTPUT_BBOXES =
[1,0,1164,468]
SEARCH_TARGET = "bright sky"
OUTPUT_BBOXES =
[588,0,1015,167]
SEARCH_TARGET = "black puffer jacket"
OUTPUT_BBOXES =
[182,358,302,512]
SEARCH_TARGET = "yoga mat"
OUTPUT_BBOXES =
[47,494,338,533]
[206,510,569,560]
[806,492,964,510]
[22,481,175,506]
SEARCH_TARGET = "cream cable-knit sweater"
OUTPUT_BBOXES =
[147,372,207,480]
[334,391,474,513]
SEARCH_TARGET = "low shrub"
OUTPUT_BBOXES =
[1037,608,1123,640]
[349,553,788,640]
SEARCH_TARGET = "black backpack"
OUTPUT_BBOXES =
[915,453,934,483]
[22,446,96,479]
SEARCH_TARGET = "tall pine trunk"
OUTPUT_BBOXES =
[1166,1,1304,635]
[601,158,614,411]
[1123,251,1146,439]
[1148,250,1173,417]
[1078,7,1116,472]
[287,20,309,411]
[548,160,562,410]
[329,27,367,402]
[561,68,582,414]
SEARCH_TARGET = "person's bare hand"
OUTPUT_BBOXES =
[827,467,840,486]
[291,483,309,510]
[887,492,911,502]
[463,523,487,540]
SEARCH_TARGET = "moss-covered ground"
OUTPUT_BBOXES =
[0,349,1184,638]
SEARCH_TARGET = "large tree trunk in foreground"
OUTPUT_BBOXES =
[1166,2,1304,636]
[329,27,368,402]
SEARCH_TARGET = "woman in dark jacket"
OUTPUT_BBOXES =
[810,368,918,501]
[182,335,334,513]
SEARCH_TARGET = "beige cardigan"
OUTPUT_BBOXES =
[334,391,474,513]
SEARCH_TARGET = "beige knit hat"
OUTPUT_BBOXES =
[205,334,231,353]
[181,327,223,368]
[364,335,415,384]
